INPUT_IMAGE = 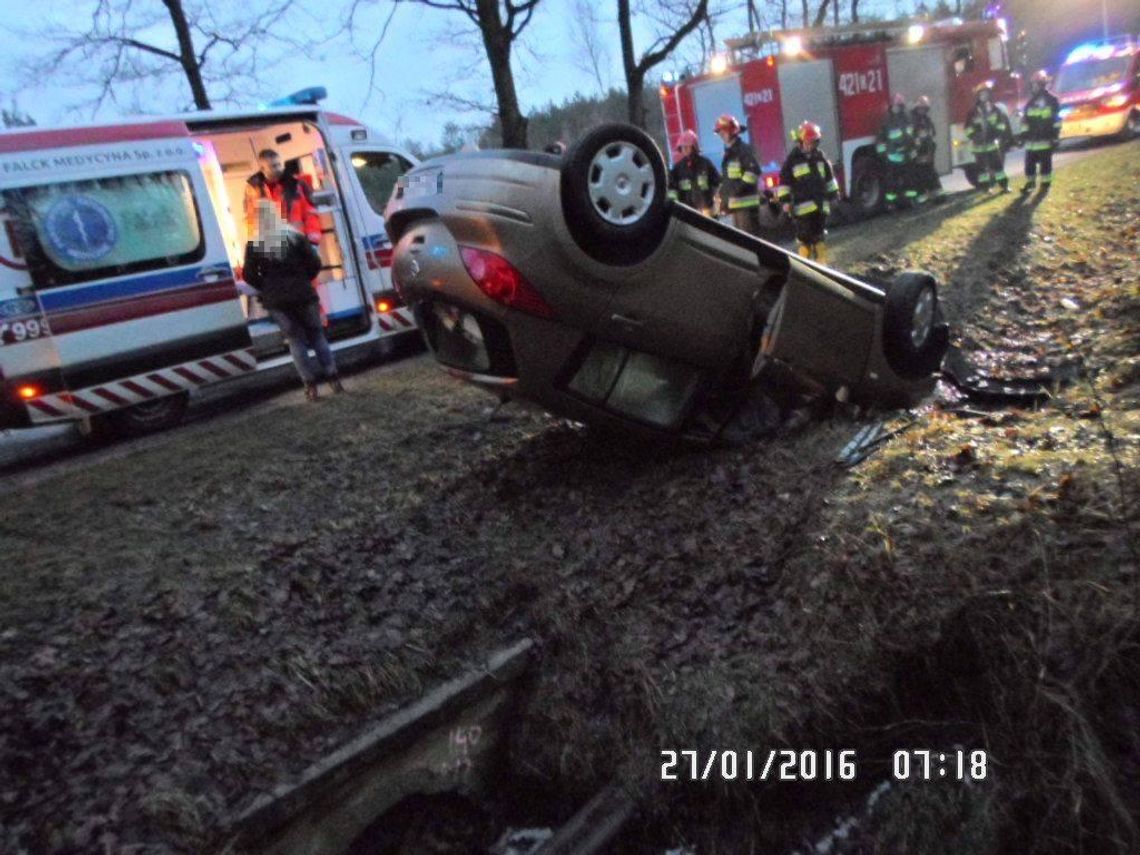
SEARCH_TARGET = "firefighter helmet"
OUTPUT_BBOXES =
[893,92,907,107]
[1032,69,1051,85]
[973,80,994,96]
[713,114,741,135]
[915,95,931,109]
[677,129,700,150]
[797,121,822,144]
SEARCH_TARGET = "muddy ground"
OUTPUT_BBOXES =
[2,141,1138,854]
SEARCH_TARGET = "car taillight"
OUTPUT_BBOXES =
[459,246,556,318]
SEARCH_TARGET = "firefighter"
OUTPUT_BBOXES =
[876,93,916,210]
[668,130,721,216]
[910,95,944,203]
[244,148,322,245]
[964,81,1013,194]
[714,114,762,234]
[775,121,840,263]
[1019,70,1062,193]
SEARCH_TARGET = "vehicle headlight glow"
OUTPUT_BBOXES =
[906,25,925,44]
[1103,94,1128,108]
[710,53,729,74]
[783,36,803,57]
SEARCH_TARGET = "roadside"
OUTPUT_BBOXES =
[1,141,1138,853]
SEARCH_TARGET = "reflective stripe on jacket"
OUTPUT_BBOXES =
[778,146,839,219]
[720,137,761,207]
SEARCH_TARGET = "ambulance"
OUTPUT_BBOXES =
[0,89,417,434]
[659,16,1021,217]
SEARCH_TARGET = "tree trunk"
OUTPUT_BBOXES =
[801,0,809,27]
[162,0,210,110]
[813,0,830,27]
[833,0,839,25]
[615,0,642,125]
[475,0,527,148]
[781,0,788,30]
[851,0,860,24]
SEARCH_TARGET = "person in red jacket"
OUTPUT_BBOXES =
[244,149,322,245]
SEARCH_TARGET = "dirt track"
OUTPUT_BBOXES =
[2,140,1139,853]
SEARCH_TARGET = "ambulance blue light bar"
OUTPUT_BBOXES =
[267,87,328,107]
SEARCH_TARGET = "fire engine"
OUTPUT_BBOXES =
[0,89,417,434]
[660,16,1022,216]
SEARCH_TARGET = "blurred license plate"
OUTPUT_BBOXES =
[403,168,443,199]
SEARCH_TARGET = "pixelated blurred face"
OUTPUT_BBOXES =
[717,128,734,145]
[259,154,284,182]
[680,143,694,158]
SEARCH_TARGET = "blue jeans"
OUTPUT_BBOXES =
[269,302,337,385]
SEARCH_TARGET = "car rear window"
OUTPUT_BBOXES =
[2,171,205,289]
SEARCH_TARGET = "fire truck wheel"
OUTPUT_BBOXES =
[104,392,190,436]
[561,123,669,265]
[849,155,883,217]
[882,272,947,380]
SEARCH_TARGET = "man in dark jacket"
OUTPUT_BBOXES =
[965,81,1014,193]
[775,121,840,263]
[243,200,342,400]
[668,130,721,216]
[910,96,944,203]
[714,114,762,234]
[244,148,322,245]
[1020,70,1062,193]
[876,93,915,210]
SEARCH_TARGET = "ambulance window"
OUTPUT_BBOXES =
[351,152,413,215]
[3,171,205,289]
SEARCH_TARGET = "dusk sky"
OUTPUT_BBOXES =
[0,0,907,146]
[2,1,1134,146]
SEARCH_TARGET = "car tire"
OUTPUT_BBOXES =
[882,272,948,380]
[1120,110,1140,141]
[560,123,669,265]
[849,154,882,217]
[104,392,189,437]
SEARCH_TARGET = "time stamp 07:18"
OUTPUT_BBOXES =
[660,749,988,782]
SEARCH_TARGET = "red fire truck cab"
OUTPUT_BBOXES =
[660,16,1022,217]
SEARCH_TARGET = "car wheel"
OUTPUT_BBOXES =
[850,155,882,217]
[561,123,669,265]
[882,272,948,380]
[105,392,189,436]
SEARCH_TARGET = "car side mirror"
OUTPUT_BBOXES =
[311,189,337,209]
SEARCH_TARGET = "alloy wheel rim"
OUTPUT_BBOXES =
[911,287,935,348]
[587,141,655,225]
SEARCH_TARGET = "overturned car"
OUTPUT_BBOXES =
[385,124,948,441]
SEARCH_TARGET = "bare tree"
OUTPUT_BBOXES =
[23,0,299,115]
[800,0,808,26]
[812,0,831,26]
[617,0,710,129]
[851,0,860,22]
[395,0,542,149]
[570,0,611,94]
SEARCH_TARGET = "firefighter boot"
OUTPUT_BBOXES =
[1021,178,1036,193]
[798,242,813,259]
[814,242,829,265]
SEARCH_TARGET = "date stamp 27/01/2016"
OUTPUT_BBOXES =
[660,749,989,783]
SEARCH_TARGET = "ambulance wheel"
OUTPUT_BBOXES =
[561,123,668,265]
[883,272,949,380]
[105,392,189,436]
